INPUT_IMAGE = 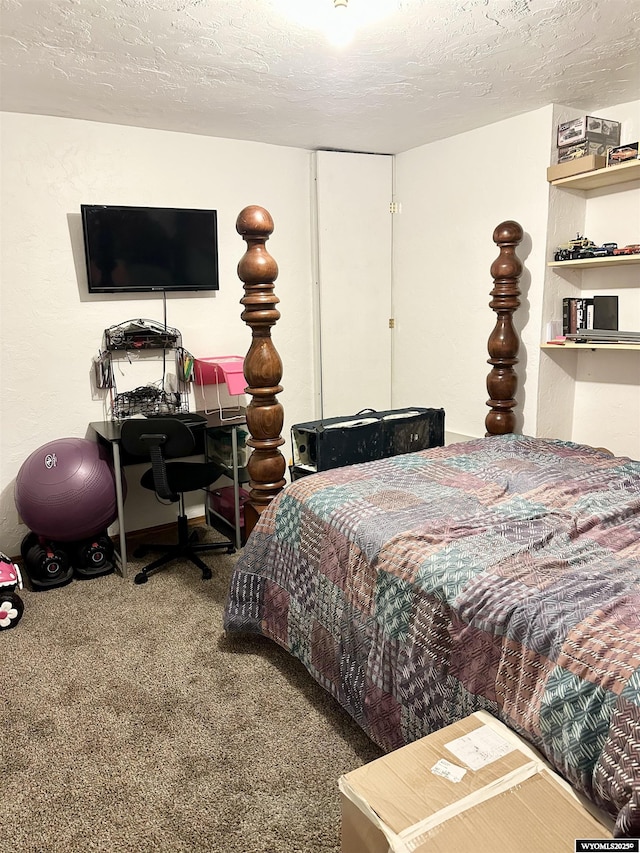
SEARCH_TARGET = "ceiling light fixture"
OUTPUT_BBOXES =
[274,0,398,47]
[328,0,355,48]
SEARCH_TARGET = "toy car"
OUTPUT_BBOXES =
[0,551,24,630]
[557,234,595,250]
[613,244,640,255]
[554,234,597,262]
[591,243,618,257]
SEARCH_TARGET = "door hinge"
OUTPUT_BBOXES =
[389,318,395,329]
[389,202,401,214]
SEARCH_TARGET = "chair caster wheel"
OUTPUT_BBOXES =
[134,572,148,585]
[133,545,148,558]
[202,568,212,581]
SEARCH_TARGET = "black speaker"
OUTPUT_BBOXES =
[73,533,115,579]
[21,532,74,590]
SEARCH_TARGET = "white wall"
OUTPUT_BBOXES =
[538,99,640,459]
[571,100,640,457]
[0,113,315,555]
[393,100,639,459]
[2,103,637,557]
[393,107,553,438]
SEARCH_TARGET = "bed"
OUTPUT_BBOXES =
[224,207,640,837]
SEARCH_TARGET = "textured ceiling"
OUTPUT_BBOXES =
[1,0,639,154]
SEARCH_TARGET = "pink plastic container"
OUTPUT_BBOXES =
[194,356,246,395]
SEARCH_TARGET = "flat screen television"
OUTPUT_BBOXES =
[81,204,219,293]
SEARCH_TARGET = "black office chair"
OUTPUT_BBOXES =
[120,417,234,585]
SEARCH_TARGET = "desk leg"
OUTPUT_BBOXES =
[112,441,128,577]
[232,427,241,550]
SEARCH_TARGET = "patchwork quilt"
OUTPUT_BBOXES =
[224,434,640,836]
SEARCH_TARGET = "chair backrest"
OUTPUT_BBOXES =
[120,417,196,460]
[121,418,197,501]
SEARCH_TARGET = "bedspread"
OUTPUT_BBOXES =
[224,434,640,836]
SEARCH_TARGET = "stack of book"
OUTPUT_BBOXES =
[564,329,640,344]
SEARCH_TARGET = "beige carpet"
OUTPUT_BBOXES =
[5,535,382,853]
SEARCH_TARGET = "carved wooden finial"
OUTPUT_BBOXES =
[485,220,523,436]
[236,206,286,530]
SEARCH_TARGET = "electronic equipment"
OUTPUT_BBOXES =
[290,407,445,479]
[81,204,220,293]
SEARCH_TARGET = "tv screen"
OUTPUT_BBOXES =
[81,205,219,293]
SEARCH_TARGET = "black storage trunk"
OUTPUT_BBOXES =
[290,407,445,479]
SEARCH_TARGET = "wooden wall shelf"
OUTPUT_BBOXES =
[550,159,640,190]
[548,254,640,269]
[541,342,640,352]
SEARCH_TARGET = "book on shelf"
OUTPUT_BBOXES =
[561,296,618,335]
[562,297,589,335]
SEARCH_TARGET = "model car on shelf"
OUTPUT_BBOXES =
[595,242,618,255]
[612,244,640,255]
[555,234,594,251]
[553,234,606,262]
[585,242,618,258]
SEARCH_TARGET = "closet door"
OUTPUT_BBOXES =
[314,150,393,419]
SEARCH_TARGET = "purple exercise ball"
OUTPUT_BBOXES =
[15,438,122,541]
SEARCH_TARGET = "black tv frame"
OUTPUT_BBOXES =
[80,204,220,294]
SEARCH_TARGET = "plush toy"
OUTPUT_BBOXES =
[0,551,24,630]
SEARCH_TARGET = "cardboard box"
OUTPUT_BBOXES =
[607,142,639,166]
[339,712,613,853]
[557,116,621,148]
[546,154,607,182]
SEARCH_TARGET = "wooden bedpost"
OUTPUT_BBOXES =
[236,205,287,535]
[485,220,523,436]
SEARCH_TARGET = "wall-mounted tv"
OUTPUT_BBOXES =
[81,204,219,293]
